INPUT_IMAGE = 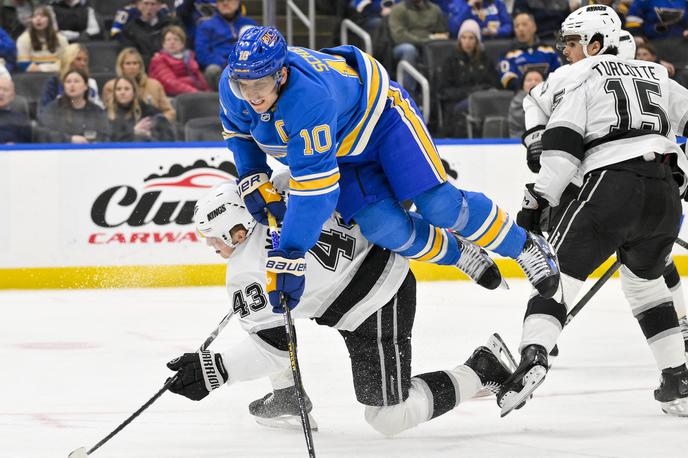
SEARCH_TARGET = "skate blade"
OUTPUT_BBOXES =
[661,398,688,417]
[499,277,510,290]
[255,414,319,431]
[486,333,518,372]
[500,365,547,418]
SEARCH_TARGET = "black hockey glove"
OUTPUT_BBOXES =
[522,126,544,173]
[167,351,228,401]
[516,183,549,234]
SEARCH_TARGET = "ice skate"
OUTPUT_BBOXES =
[465,333,517,396]
[679,316,688,355]
[455,235,508,290]
[516,232,560,298]
[654,365,688,417]
[249,386,319,431]
[497,344,548,417]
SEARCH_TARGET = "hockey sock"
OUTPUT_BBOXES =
[621,266,686,370]
[635,302,686,370]
[396,212,460,265]
[414,367,480,419]
[355,199,460,265]
[663,261,687,319]
[520,295,566,354]
[413,183,526,259]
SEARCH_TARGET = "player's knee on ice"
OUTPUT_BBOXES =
[363,379,431,437]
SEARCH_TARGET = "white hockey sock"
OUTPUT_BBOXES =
[670,281,687,319]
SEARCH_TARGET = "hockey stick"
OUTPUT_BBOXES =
[68,310,235,457]
[675,237,688,250]
[564,259,622,326]
[267,213,317,458]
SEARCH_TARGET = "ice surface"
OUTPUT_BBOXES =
[2,279,686,458]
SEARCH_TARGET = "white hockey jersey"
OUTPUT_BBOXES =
[527,54,688,206]
[220,215,410,386]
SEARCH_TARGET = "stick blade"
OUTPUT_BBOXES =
[68,447,88,458]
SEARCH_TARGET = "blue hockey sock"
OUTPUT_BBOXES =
[414,183,526,259]
[354,199,460,265]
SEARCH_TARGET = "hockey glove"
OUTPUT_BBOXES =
[238,172,286,225]
[522,126,544,173]
[516,183,549,234]
[166,351,228,401]
[266,249,306,313]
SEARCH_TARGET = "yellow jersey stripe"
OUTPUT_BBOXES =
[416,227,445,262]
[475,208,508,247]
[291,167,339,182]
[387,87,447,181]
[336,53,383,157]
[290,183,339,196]
[290,172,341,191]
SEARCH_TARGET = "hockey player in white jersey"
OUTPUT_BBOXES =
[499,4,688,417]
[522,28,688,354]
[165,180,518,436]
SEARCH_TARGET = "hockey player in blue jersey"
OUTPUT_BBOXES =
[219,26,560,313]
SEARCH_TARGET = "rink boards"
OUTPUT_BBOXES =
[1,140,685,289]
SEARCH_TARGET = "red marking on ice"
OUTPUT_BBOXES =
[32,413,68,428]
[14,342,99,350]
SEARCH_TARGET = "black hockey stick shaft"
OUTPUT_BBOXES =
[268,214,316,458]
[83,311,234,455]
[675,237,688,250]
[565,259,621,326]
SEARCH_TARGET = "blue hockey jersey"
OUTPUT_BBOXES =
[448,0,513,38]
[219,45,390,253]
[498,40,561,90]
[626,0,688,39]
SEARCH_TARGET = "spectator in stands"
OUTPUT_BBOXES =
[429,0,452,14]
[103,47,176,122]
[39,42,103,112]
[0,25,16,72]
[352,0,399,35]
[120,0,178,68]
[0,76,32,143]
[195,0,256,90]
[176,0,224,47]
[626,0,688,41]
[507,68,543,138]
[105,75,174,142]
[149,25,209,96]
[38,68,110,143]
[388,0,448,92]
[512,0,570,38]
[111,0,171,40]
[448,0,512,39]
[498,12,560,90]
[16,5,68,72]
[439,19,500,136]
[0,0,36,39]
[635,41,685,85]
[49,0,100,42]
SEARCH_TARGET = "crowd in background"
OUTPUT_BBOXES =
[1,0,687,144]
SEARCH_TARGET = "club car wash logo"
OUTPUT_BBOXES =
[88,159,237,244]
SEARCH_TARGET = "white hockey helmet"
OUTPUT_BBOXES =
[560,4,622,57]
[618,30,636,60]
[194,181,257,248]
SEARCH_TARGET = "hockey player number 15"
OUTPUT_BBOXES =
[604,78,670,136]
